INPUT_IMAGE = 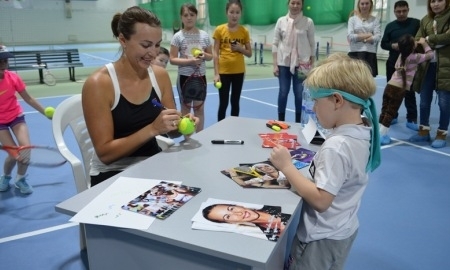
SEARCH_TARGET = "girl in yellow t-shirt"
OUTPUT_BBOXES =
[213,0,252,121]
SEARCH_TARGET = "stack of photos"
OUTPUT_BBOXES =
[122,181,201,220]
[221,148,315,188]
[221,161,291,189]
[258,132,300,149]
[191,198,291,242]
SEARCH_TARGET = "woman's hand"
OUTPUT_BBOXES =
[153,109,182,134]
[183,113,200,127]
[418,37,427,45]
[273,66,279,77]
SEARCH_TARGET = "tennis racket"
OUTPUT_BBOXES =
[181,68,206,109]
[0,144,67,167]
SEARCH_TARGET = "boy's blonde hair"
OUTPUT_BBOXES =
[305,54,376,100]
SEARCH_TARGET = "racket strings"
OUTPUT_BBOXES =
[18,147,66,167]
[182,75,206,109]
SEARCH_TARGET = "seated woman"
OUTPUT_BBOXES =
[82,7,199,187]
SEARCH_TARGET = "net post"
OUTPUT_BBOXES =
[259,43,264,65]
[254,42,257,65]
[316,42,319,61]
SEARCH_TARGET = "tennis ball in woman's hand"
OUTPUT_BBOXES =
[178,118,196,135]
[44,106,55,118]
[193,49,202,57]
[214,81,222,89]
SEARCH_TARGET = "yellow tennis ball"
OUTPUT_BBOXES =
[44,106,55,118]
[214,81,222,89]
[193,49,202,57]
[306,6,311,10]
[178,118,196,135]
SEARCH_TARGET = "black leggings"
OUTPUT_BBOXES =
[217,73,245,121]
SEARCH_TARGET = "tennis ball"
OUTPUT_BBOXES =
[178,118,196,135]
[214,81,222,89]
[44,106,55,118]
[306,6,311,10]
[193,49,202,57]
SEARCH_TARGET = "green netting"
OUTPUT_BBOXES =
[140,0,196,30]
[303,0,354,25]
[208,0,230,26]
[141,0,354,28]
[151,1,176,29]
[272,2,288,24]
[242,0,272,25]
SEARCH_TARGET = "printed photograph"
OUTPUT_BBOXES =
[122,181,201,220]
[192,198,291,242]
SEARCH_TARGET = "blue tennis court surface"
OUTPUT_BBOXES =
[1,71,449,269]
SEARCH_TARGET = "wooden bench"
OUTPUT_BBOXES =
[8,49,84,84]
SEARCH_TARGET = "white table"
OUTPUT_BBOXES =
[56,117,311,270]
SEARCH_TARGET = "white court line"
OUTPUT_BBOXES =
[81,52,116,62]
[385,138,450,157]
[10,83,447,244]
[240,95,295,113]
[0,222,78,244]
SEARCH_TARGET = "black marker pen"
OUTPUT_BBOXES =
[211,140,244,145]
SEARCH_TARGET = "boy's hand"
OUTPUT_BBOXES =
[269,145,293,172]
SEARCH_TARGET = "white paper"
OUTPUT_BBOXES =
[301,115,318,144]
[70,177,181,230]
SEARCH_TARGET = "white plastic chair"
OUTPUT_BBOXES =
[51,94,175,250]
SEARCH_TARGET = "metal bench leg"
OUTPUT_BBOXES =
[69,67,76,82]
[38,69,45,84]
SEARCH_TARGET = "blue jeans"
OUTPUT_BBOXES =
[419,63,450,130]
[277,66,304,114]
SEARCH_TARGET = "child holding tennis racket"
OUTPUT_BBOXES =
[213,0,252,122]
[270,54,380,269]
[82,7,199,187]
[0,45,50,194]
[170,3,213,132]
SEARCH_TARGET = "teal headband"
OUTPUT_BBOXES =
[309,88,381,172]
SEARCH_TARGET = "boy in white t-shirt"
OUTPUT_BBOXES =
[270,53,381,270]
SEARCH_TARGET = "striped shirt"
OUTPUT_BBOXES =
[388,44,433,90]
[171,29,211,76]
[347,15,381,54]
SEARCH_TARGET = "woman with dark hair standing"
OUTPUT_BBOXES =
[409,0,450,148]
[82,6,198,186]
[272,0,315,122]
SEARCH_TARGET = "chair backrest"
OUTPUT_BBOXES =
[52,94,92,193]
[52,94,175,194]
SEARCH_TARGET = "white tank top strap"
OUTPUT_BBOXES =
[148,65,161,100]
[105,63,121,110]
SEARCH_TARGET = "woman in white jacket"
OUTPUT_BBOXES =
[272,0,315,123]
